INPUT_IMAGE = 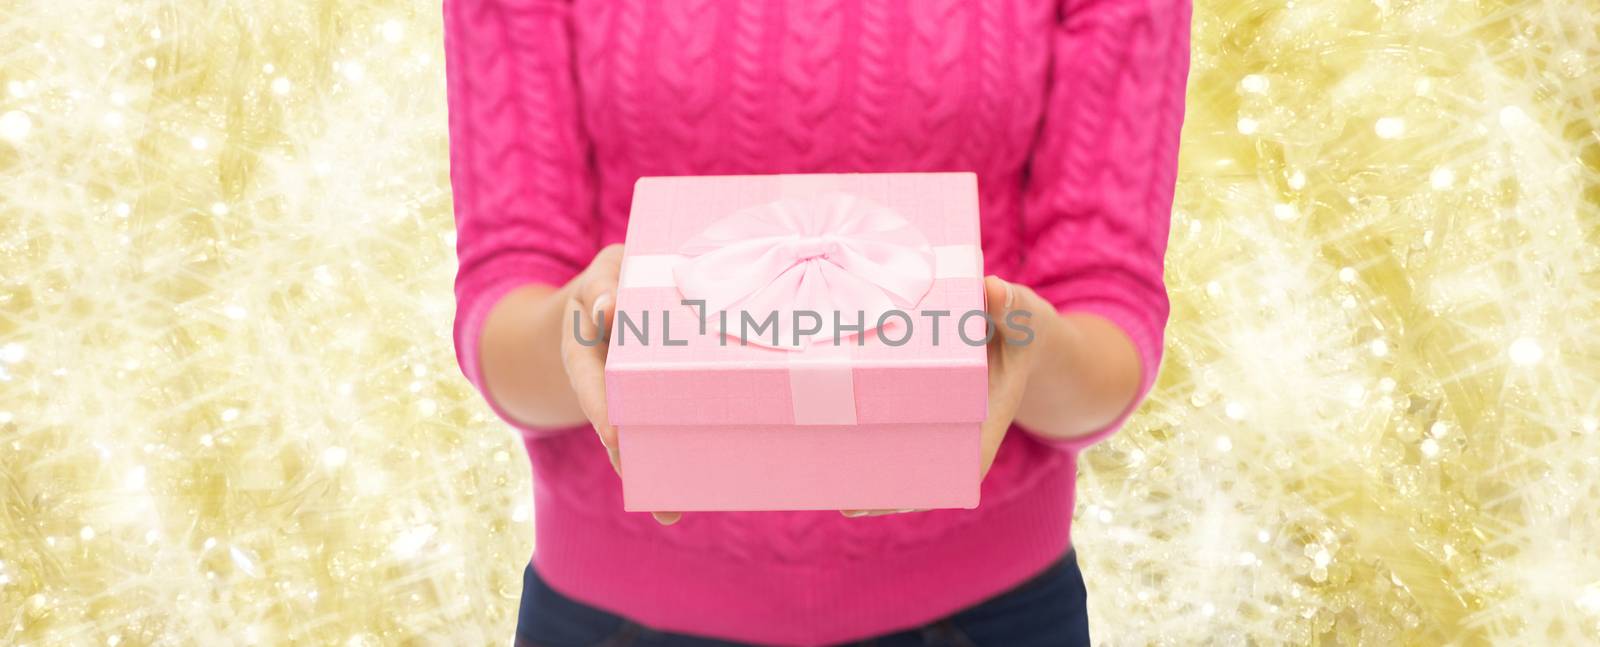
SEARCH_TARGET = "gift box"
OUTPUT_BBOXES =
[605,173,988,511]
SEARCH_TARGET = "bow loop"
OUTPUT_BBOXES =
[672,192,936,349]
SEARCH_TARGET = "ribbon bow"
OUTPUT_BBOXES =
[673,192,936,349]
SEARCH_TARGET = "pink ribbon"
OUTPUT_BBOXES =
[673,192,936,349]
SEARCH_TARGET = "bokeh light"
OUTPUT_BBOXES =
[1,0,1597,644]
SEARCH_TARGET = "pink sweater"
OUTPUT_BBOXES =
[443,1,1189,644]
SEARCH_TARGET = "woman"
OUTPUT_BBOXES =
[444,0,1189,644]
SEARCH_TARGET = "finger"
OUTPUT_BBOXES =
[562,342,619,474]
[563,248,626,474]
[985,275,1040,348]
[983,274,1014,315]
[593,242,626,268]
[980,413,1008,478]
[841,509,922,518]
[569,244,624,343]
[562,288,618,476]
[652,511,683,525]
[576,272,619,343]
[983,275,1019,339]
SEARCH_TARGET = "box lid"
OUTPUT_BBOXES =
[604,173,988,427]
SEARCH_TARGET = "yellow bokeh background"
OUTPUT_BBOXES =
[1,0,1597,644]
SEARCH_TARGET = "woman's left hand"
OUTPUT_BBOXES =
[844,275,1048,518]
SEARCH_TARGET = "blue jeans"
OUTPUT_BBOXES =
[516,550,1089,647]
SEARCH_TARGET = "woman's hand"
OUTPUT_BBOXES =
[556,244,622,472]
[843,275,1046,518]
[493,246,1136,524]
[976,275,1047,477]
[557,245,683,526]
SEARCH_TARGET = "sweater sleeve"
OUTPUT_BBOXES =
[443,0,598,433]
[1014,0,1192,452]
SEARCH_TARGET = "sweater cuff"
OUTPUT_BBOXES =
[1023,297,1164,453]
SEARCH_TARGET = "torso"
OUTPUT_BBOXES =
[529,0,1072,563]
[568,0,1063,280]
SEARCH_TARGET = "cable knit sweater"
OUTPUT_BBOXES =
[443,0,1189,644]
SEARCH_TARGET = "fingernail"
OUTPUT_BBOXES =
[1002,279,1015,310]
[591,293,612,326]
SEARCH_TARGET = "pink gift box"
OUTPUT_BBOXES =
[605,173,987,511]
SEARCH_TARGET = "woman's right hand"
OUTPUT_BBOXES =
[557,244,681,525]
